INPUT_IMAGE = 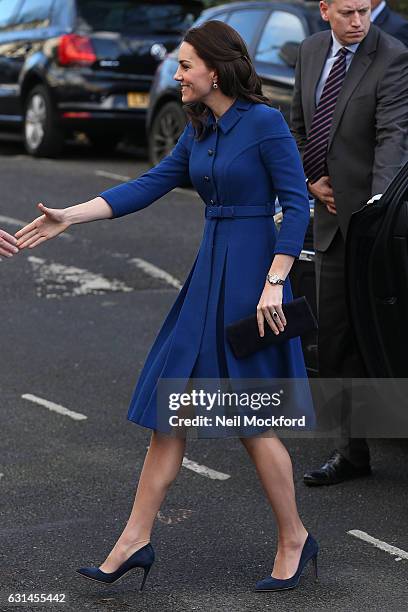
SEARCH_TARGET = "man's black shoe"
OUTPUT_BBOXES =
[303,450,372,486]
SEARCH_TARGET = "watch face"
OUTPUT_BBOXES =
[268,274,283,284]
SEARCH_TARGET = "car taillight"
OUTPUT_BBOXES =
[58,34,96,66]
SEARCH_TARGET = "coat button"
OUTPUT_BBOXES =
[204,176,210,182]
[208,149,214,156]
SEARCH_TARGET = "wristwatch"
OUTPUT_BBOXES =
[266,273,285,286]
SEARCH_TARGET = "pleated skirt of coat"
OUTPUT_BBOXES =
[126,213,315,437]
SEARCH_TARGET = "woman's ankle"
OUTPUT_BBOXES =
[278,525,308,548]
[118,533,150,548]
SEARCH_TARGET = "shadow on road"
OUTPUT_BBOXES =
[0,132,148,162]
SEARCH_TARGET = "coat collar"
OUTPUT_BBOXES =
[206,98,252,134]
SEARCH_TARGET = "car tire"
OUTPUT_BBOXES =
[23,85,64,157]
[148,101,186,165]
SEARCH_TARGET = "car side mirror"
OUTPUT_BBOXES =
[278,41,300,68]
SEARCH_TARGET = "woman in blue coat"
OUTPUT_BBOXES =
[16,21,318,593]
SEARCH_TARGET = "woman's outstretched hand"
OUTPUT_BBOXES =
[15,203,70,249]
[0,229,19,258]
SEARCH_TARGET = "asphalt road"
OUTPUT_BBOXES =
[1,139,407,612]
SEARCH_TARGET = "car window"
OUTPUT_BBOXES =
[255,10,305,65]
[0,0,20,29]
[210,12,229,23]
[191,10,229,29]
[15,0,54,29]
[227,8,266,47]
[76,1,202,34]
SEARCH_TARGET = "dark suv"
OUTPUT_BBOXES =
[0,0,203,156]
[147,0,328,164]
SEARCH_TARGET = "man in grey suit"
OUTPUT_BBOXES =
[290,0,408,485]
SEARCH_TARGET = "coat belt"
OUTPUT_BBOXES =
[205,203,275,219]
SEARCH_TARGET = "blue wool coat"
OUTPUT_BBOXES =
[100,98,314,435]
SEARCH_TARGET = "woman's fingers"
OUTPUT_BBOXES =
[27,235,48,249]
[257,304,287,336]
[15,217,44,239]
[257,305,280,336]
[17,230,40,249]
[278,305,287,326]
[18,232,43,250]
[264,307,281,334]
[273,304,287,328]
[257,307,265,337]
[16,227,38,245]
[257,285,286,337]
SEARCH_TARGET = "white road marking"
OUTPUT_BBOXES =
[146,445,230,480]
[348,530,408,560]
[182,457,231,480]
[0,214,28,227]
[95,170,199,198]
[22,394,87,421]
[2,213,182,292]
[28,255,133,298]
[95,169,131,182]
[157,509,194,524]
[128,257,182,290]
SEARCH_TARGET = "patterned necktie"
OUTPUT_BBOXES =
[303,47,349,184]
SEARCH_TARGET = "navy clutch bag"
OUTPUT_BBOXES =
[226,296,318,359]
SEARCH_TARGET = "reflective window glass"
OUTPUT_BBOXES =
[227,9,266,47]
[0,0,20,29]
[255,11,305,65]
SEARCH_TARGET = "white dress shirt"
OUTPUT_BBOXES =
[315,32,360,106]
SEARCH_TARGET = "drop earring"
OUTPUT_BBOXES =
[212,81,218,89]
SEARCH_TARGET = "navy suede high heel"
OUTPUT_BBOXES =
[76,543,155,591]
[255,533,318,592]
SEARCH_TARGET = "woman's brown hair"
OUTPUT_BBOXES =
[182,20,272,139]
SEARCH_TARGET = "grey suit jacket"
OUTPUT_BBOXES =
[290,25,408,251]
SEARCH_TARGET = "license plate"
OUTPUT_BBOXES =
[127,92,149,109]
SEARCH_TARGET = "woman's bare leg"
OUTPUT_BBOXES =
[240,433,308,579]
[99,430,186,572]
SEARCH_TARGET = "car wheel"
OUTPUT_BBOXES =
[149,101,186,165]
[87,132,122,154]
[24,85,64,157]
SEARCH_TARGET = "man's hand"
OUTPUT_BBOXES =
[0,229,19,258]
[308,176,336,214]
